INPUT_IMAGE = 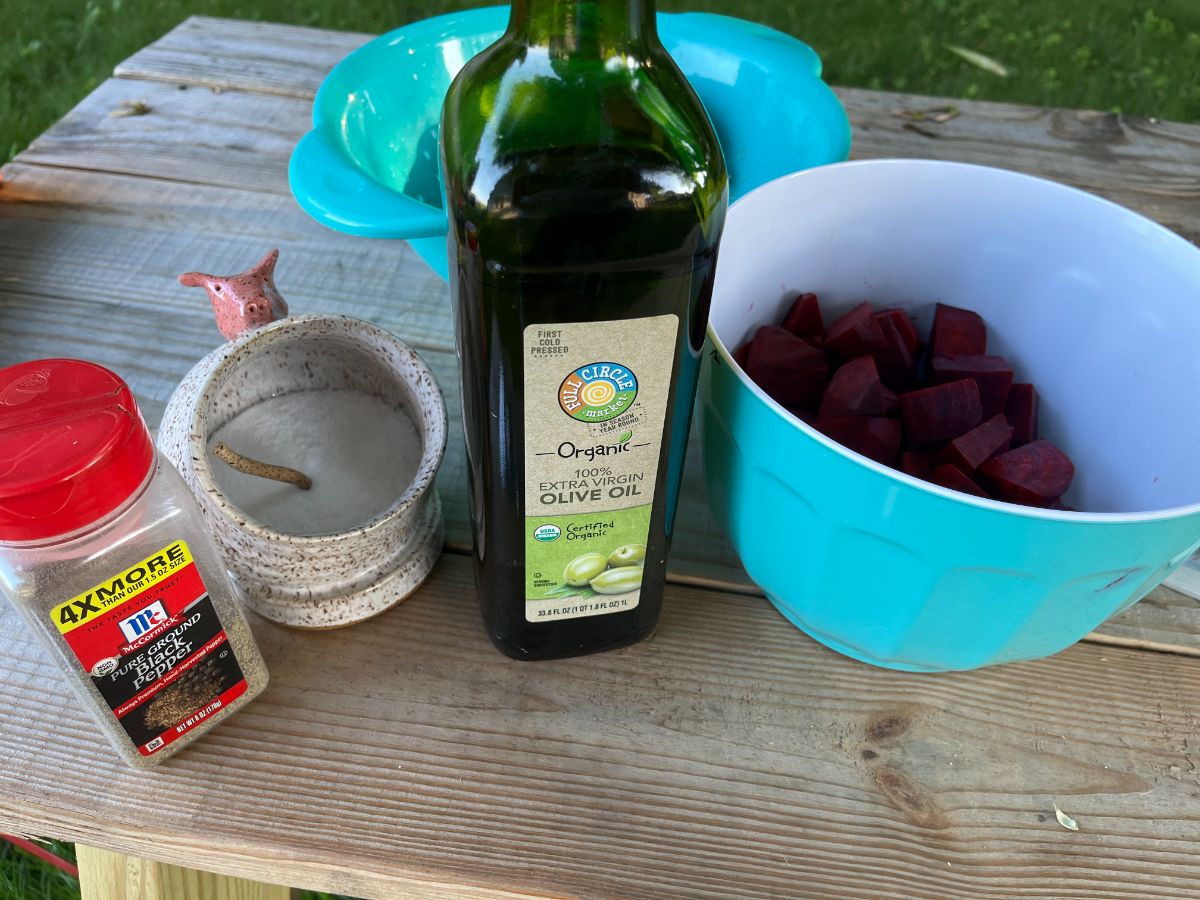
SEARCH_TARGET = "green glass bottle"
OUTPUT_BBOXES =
[441,0,727,660]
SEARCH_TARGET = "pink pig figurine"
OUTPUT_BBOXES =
[179,249,289,340]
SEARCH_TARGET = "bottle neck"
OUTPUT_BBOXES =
[507,0,657,53]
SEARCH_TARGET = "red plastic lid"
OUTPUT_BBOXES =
[0,360,155,542]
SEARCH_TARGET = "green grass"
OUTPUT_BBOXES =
[0,841,77,900]
[2,0,1199,165]
[0,0,1198,892]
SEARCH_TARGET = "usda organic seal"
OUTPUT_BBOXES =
[533,524,561,542]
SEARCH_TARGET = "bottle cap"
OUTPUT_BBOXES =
[0,360,155,542]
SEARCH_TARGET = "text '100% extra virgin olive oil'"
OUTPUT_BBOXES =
[441,0,728,660]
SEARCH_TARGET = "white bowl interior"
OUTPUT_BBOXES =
[710,160,1200,515]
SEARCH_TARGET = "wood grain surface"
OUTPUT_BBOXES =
[1,15,1199,898]
[77,845,291,900]
[5,554,1200,899]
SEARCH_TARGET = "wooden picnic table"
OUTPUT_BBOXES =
[2,15,1200,899]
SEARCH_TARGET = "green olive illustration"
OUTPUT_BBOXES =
[590,566,643,594]
[607,543,647,568]
[563,552,608,586]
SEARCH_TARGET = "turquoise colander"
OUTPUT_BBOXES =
[289,6,851,277]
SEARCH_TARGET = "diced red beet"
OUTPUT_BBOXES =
[880,386,900,418]
[733,341,750,369]
[818,356,885,420]
[978,440,1075,507]
[930,303,987,357]
[781,292,824,339]
[875,309,920,355]
[816,416,902,465]
[931,354,1014,418]
[931,464,990,498]
[743,325,830,409]
[1005,383,1039,447]
[824,301,888,360]
[874,313,918,389]
[940,414,1014,473]
[900,448,939,480]
[899,379,983,447]
[1048,498,1074,511]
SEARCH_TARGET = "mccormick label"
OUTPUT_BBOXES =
[522,314,678,622]
[50,541,247,756]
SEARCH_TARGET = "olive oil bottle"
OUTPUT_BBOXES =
[441,0,727,659]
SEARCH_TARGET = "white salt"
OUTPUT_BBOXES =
[209,390,423,535]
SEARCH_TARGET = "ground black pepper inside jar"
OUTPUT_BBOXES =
[0,359,268,768]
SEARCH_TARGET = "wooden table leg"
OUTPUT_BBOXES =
[77,845,293,900]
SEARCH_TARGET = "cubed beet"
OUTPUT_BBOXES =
[931,354,1013,418]
[899,379,983,447]
[817,416,902,465]
[930,303,987,357]
[818,356,885,420]
[931,464,990,498]
[782,292,824,339]
[1005,383,1039,446]
[744,325,830,409]
[940,414,1014,473]
[874,313,919,389]
[875,309,920,355]
[733,341,750,369]
[824,301,888,360]
[978,440,1075,506]
[880,386,900,418]
[900,449,938,480]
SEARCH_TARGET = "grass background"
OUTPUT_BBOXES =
[1,0,1199,897]
[3,0,1200,164]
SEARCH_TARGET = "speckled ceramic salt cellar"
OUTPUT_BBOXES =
[158,250,447,628]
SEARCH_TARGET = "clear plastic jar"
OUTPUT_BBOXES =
[0,359,267,768]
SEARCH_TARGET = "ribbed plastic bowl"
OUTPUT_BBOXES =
[288,6,850,277]
[701,159,1200,671]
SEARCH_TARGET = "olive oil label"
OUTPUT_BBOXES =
[50,541,248,756]
[523,314,678,621]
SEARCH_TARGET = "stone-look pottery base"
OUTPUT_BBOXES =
[158,314,448,629]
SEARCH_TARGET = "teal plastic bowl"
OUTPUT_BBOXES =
[289,6,850,277]
[702,160,1200,671]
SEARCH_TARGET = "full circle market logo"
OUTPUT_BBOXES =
[558,362,638,423]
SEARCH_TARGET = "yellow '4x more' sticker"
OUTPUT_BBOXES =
[50,542,194,634]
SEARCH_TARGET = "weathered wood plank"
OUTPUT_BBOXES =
[1,162,1195,653]
[2,553,1200,899]
[18,78,310,196]
[115,16,373,98]
[77,845,291,900]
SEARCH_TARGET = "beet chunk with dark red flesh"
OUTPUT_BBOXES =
[733,340,750,369]
[817,416,902,465]
[743,325,830,409]
[930,303,987,357]
[931,464,990,498]
[874,313,919,390]
[818,356,885,420]
[782,292,824,339]
[875,309,920,355]
[931,354,1014,418]
[941,414,1014,473]
[900,449,939,480]
[900,379,983,447]
[978,440,1075,506]
[1005,383,1039,447]
[880,386,900,417]
[824,301,887,360]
